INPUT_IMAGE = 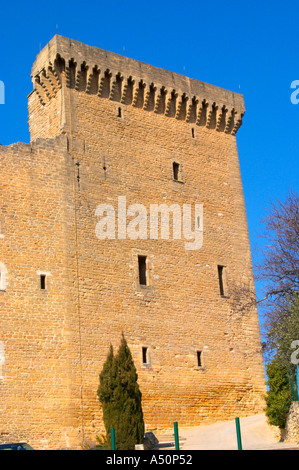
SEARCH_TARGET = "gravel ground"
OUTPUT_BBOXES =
[180,414,299,450]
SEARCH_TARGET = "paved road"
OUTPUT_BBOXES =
[180,414,299,450]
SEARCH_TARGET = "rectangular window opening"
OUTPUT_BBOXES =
[197,351,202,367]
[138,256,147,286]
[142,347,148,364]
[40,274,46,290]
[218,265,225,296]
[173,161,180,181]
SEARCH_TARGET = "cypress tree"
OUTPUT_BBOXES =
[264,358,293,428]
[97,344,118,448]
[97,335,145,450]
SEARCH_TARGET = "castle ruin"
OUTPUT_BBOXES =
[0,36,266,449]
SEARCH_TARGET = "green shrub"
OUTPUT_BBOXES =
[264,358,293,428]
[98,335,145,450]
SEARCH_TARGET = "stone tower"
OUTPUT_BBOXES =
[0,36,266,449]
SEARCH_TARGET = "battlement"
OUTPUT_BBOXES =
[30,35,245,136]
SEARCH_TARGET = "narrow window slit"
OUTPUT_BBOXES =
[218,265,225,296]
[40,275,46,290]
[138,256,147,285]
[142,347,148,364]
[173,162,180,181]
[197,351,202,367]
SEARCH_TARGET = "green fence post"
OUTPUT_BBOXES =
[235,417,242,450]
[174,421,179,450]
[111,428,116,450]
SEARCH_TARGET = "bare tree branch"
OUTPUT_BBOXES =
[229,190,299,369]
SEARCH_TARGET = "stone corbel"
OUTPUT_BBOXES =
[131,79,139,107]
[98,69,112,97]
[86,65,99,94]
[231,112,243,136]
[97,70,105,97]
[206,102,217,128]
[153,86,163,113]
[165,89,177,116]
[109,72,117,100]
[143,83,154,110]
[175,93,188,119]
[216,104,227,131]
[34,75,46,105]
[196,99,207,125]
[120,76,131,103]
[186,97,197,122]
[44,65,58,96]
[75,62,88,91]
[47,62,61,92]
[39,70,52,100]
[51,60,63,90]
[224,108,236,134]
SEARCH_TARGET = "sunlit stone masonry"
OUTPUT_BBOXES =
[0,35,266,449]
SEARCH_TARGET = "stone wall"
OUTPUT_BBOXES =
[284,402,299,443]
[0,136,86,449]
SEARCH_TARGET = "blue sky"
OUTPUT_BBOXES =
[0,1,298,333]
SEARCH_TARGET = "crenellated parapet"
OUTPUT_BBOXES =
[31,35,245,135]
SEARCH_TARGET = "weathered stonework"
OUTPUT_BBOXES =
[284,402,299,443]
[0,35,266,449]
